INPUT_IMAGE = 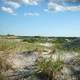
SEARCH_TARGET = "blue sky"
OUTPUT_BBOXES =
[0,0,80,37]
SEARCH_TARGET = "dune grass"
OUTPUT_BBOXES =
[35,56,64,80]
[0,38,47,54]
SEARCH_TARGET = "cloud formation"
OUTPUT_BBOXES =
[64,0,80,2]
[0,0,40,15]
[0,0,80,15]
[6,0,40,6]
[24,12,40,16]
[0,0,40,14]
[23,0,39,5]
[48,0,80,12]
[6,1,21,9]
[1,6,15,14]
[48,2,65,12]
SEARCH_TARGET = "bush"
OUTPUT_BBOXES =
[35,57,64,80]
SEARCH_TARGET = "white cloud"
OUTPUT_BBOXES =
[48,2,65,12]
[24,12,40,16]
[1,6,15,14]
[22,0,39,5]
[0,0,40,15]
[48,2,80,12]
[6,0,40,6]
[6,1,21,9]
[64,0,80,2]
[66,6,80,11]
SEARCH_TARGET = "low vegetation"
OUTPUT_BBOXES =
[35,54,64,80]
[0,35,80,80]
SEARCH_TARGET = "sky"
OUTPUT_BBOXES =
[0,0,80,37]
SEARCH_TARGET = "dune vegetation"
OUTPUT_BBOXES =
[0,35,80,80]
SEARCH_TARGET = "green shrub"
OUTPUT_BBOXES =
[35,57,64,80]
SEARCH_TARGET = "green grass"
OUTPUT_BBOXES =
[0,39,17,51]
[0,38,49,80]
[35,56,64,80]
[0,39,47,53]
[1,37,80,80]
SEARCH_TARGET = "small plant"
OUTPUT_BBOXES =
[35,57,64,80]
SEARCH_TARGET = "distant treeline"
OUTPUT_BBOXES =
[0,34,78,43]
